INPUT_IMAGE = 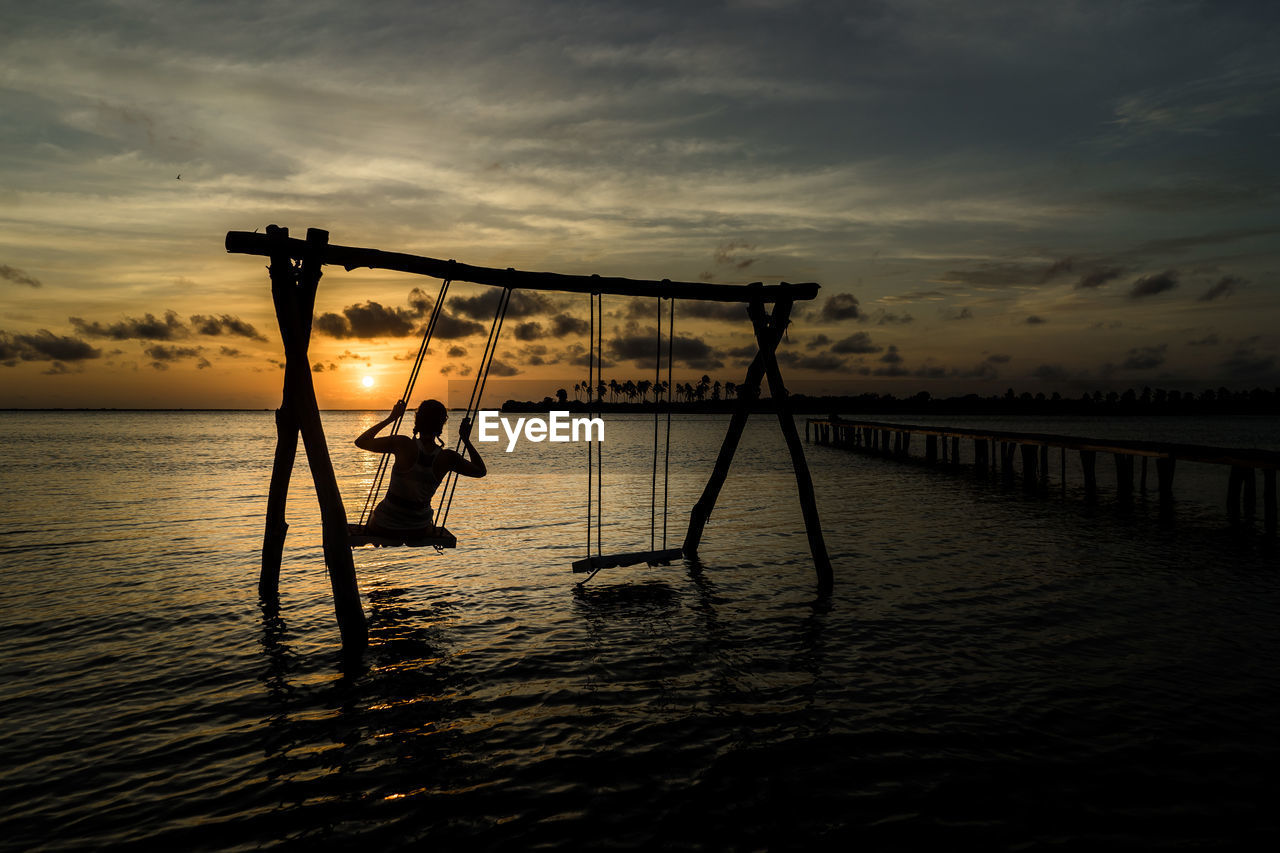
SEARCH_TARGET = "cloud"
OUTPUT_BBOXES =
[189,313,268,341]
[315,300,418,338]
[447,345,468,358]
[778,351,847,372]
[1198,275,1243,302]
[944,306,974,320]
[70,310,188,340]
[986,353,1012,364]
[451,289,555,320]
[488,359,521,377]
[0,330,102,364]
[820,293,862,321]
[875,310,914,325]
[610,332,722,369]
[831,331,881,354]
[1040,257,1075,282]
[432,313,487,339]
[1221,347,1275,376]
[879,344,903,364]
[1186,333,1219,346]
[1076,267,1125,290]
[671,300,749,321]
[144,343,204,369]
[513,321,544,341]
[806,333,830,349]
[1,264,41,288]
[312,361,337,373]
[1032,364,1069,381]
[550,313,591,336]
[712,240,757,270]
[1128,271,1179,299]
[1025,315,1047,325]
[1120,344,1167,370]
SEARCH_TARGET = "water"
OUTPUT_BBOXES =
[1,411,1278,850]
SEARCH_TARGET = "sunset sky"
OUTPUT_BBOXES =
[2,0,1278,409]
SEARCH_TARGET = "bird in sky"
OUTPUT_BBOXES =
[175,173,181,180]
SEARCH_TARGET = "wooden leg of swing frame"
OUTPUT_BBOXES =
[749,299,834,593]
[682,298,791,558]
[269,227,368,653]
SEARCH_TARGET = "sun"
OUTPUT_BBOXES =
[361,375,375,388]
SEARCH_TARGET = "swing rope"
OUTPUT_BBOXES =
[663,297,674,549]
[434,286,512,532]
[357,277,452,527]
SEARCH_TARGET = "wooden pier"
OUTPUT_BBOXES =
[806,417,1279,532]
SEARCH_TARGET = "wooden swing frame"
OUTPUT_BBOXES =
[228,226,832,652]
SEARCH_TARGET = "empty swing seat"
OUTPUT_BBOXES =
[572,547,683,573]
[347,523,456,549]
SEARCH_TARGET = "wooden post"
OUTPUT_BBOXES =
[951,436,960,467]
[901,431,911,456]
[747,298,833,591]
[926,434,938,464]
[260,406,296,599]
[974,439,987,474]
[1156,457,1175,508]
[684,300,788,560]
[1002,442,1016,483]
[1021,444,1038,490]
[1115,454,1133,501]
[1081,450,1097,498]
[1039,445,1049,483]
[1060,447,1067,494]
[1265,469,1277,535]
[1140,456,1148,493]
[1227,466,1246,520]
[1243,467,1257,516]
[266,226,367,652]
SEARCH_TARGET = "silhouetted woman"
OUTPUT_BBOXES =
[355,399,486,538]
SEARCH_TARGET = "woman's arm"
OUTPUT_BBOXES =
[355,400,406,453]
[451,417,487,478]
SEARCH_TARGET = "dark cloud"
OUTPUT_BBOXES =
[1198,275,1243,302]
[1076,267,1125,290]
[1,264,41,288]
[712,240,757,270]
[315,301,417,338]
[550,313,590,337]
[954,361,999,379]
[939,263,1036,289]
[1040,258,1075,282]
[914,365,948,379]
[875,310,914,325]
[1121,344,1167,370]
[513,321,544,341]
[873,364,909,377]
[1025,315,1047,325]
[986,353,1012,364]
[488,359,521,377]
[1186,333,1219,347]
[1133,227,1280,256]
[610,332,722,369]
[219,346,248,357]
[831,331,881,354]
[1221,347,1276,376]
[1128,271,1179,299]
[820,293,862,321]
[337,350,365,360]
[806,333,830,349]
[726,344,757,359]
[145,344,204,369]
[71,310,187,340]
[1032,364,1070,381]
[0,330,102,364]
[446,345,467,358]
[432,313,487,339]
[794,353,847,371]
[943,306,974,320]
[190,313,268,341]
[879,344,903,364]
[451,289,554,320]
[673,300,749,321]
[312,361,337,373]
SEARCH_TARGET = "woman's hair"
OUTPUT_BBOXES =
[413,399,448,445]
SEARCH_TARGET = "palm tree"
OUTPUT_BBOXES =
[725,381,737,400]
[712,380,721,401]
[608,378,620,403]
[637,379,652,403]
[696,374,711,402]
[623,379,637,403]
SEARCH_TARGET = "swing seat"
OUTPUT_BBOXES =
[572,547,683,573]
[347,523,457,549]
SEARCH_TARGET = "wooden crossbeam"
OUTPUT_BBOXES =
[226,231,818,304]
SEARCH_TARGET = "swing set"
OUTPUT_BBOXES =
[229,226,831,651]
